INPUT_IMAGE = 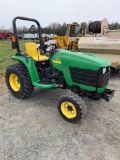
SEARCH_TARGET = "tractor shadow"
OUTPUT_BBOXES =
[31,88,67,106]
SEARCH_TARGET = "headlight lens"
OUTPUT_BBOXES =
[103,68,106,74]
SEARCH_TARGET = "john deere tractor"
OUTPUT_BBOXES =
[5,17,114,123]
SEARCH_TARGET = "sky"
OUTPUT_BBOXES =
[0,0,120,29]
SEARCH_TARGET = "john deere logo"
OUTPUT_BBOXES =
[95,37,102,42]
[52,58,61,64]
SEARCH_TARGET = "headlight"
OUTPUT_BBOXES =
[103,68,106,74]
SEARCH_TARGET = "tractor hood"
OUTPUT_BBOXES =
[51,50,111,70]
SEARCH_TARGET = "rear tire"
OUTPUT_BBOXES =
[57,91,86,123]
[5,64,34,99]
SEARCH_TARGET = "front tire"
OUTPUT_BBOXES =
[57,92,86,123]
[5,64,34,99]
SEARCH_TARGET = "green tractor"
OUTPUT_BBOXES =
[5,17,114,123]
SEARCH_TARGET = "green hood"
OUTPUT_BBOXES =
[60,50,111,70]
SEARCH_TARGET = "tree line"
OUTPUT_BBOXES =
[16,22,68,36]
[0,22,120,36]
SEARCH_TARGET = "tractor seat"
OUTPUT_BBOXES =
[25,42,49,61]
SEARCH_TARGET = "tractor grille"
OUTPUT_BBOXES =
[70,67,110,88]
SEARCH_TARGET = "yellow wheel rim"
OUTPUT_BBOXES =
[61,101,77,118]
[9,73,20,91]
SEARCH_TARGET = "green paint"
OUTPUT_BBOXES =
[61,50,111,69]
[97,86,107,93]
[12,56,40,84]
[12,55,57,89]
[12,48,111,93]
[51,50,111,93]
[33,82,57,88]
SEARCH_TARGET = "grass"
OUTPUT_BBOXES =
[0,40,31,95]
[0,40,30,75]
[0,40,15,75]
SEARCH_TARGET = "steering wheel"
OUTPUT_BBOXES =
[43,43,57,55]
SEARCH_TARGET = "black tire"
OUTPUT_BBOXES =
[57,92,86,123]
[96,21,101,33]
[5,64,34,99]
[89,21,101,34]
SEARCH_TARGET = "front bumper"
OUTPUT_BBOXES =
[86,88,115,102]
[100,89,115,102]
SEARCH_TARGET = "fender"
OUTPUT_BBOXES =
[11,55,56,88]
[11,55,40,84]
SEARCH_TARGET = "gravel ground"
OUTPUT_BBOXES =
[0,74,120,160]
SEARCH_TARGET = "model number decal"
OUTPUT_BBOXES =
[52,58,61,64]
[107,35,120,41]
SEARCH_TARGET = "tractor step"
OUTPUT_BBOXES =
[33,81,57,89]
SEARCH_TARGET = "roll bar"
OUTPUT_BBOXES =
[12,16,42,52]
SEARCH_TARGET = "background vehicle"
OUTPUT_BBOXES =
[5,16,114,123]
[0,32,11,39]
[50,23,80,50]
[78,18,120,72]
[18,34,24,39]
[51,19,120,72]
